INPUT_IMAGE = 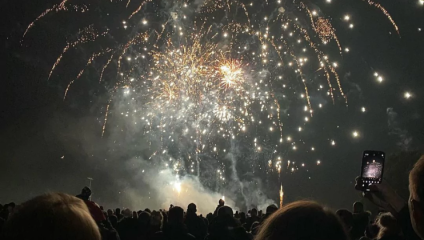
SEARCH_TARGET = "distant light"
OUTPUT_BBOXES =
[353,131,359,138]
[142,20,148,25]
[344,15,350,21]
[404,92,412,99]
[312,11,317,16]
[349,24,354,28]
[223,33,228,37]
[331,140,336,146]
[326,0,331,2]
[374,72,379,77]
[377,76,383,82]
[345,48,350,52]
[317,160,321,165]
[361,107,366,112]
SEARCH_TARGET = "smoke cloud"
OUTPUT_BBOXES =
[387,108,412,150]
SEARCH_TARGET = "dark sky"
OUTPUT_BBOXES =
[1,0,424,211]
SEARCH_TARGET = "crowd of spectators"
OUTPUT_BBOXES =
[1,155,424,240]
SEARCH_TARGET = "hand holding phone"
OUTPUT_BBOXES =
[355,177,405,215]
[358,150,385,191]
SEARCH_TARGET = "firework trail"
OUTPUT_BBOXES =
[363,0,400,35]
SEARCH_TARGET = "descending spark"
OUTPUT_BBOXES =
[99,53,114,83]
[363,0,400,35]
[64,50,111,99]
[49,44,69,80]
[129,0,152,19]
[49,26,108,80]
[22,0,70,40]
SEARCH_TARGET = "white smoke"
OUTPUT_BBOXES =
[119,157,235,214]
[387,108,412,150]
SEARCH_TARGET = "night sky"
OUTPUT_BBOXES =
[1,0,423,212]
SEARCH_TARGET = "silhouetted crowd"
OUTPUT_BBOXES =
[2,155,424,240]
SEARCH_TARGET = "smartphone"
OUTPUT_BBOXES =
[359,150,385,191]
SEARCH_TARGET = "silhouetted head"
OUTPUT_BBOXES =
[376,212,401,239]
[256,201,347,240]
[219,199,225,206]
[218,206,233,217]
[107,209,114,216]
[353,202,364,214]
[266,205,278,215]
[187,203,197,213]
[123,208,132,218]
[138,211,151,228]
[116,208,121,214]
[251,208,258,217]
[0,193,101,240]
[7,203,15,210]
[80,187,92,200]
[168,206,184,224]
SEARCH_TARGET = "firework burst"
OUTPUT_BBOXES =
[22,0,402,194]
